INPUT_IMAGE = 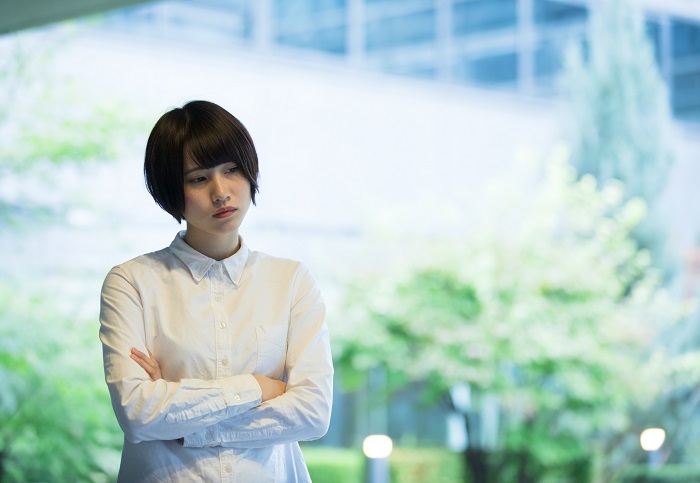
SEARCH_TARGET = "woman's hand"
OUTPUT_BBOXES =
[131,347,163,381]
[252,374,287,402]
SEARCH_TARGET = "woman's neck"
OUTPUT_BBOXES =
[183,230,241,261]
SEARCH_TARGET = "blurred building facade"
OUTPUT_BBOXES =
[102,0,700,121]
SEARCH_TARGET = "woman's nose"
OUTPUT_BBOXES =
[211,176,230,203]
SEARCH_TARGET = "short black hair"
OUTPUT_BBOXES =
[144,100,259,223]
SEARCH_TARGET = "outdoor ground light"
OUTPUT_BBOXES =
[640,428,666,469]
[363,435,393,483]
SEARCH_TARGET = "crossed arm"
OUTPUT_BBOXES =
[101,263,333,447]
[130,348,287,402]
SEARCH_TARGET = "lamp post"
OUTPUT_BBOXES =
[363,434,393,483]
[640,428,665,469]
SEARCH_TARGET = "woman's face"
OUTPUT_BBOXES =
[181,153,251,251]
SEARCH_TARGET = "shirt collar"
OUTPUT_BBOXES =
[169,231,250,285]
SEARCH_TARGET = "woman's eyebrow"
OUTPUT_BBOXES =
[184,166,206,175]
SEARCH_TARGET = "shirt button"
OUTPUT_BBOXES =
[215,295,222,302]
[221,358,229,366]
[219,322,226,329]
[225,464,232,473]
[234,394,241,401]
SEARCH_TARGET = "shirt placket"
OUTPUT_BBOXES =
[211,262,231,379]
[212,262,236,482]
[219,452,235,483]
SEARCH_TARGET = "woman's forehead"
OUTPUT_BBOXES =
[183,151,235,172]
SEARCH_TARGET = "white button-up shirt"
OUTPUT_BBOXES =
[99,232,333,482]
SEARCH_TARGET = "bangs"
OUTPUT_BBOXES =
[184,129,241,170]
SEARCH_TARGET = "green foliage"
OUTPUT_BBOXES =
[0,31,148,227]
[620,464,700,483]
[562,0,674,279]
[303,447,364,483]
[562,1,700,467]
[485,448,591,483]
[0,32,43,128]
[0,30,145,480]
[0,284,122,481]
[302,446,464,483]
[0,276,123,476]
[334,150,689,479]
[389,447,465,483]
[4,98,143,170]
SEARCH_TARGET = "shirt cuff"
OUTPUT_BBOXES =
[181,375,262,448]
[221,374,262,411]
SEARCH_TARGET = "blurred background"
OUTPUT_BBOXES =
[1,0,700,481]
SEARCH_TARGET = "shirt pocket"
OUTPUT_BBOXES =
[255,324,288,380]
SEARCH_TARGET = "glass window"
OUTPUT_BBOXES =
[645,20,662,65]
[672,71,700,121]
[455,51,518,85]
[275,0,347,18]
[453,0,516,36]
[102,0,253,42]
[366,9,435,51]
[534,40,563,78]
[671,20,700,121]
[366,0,432,5]
[276,26,347,54]
[535,0,587,26]
[672,19,700,58]
[274,0,347,54]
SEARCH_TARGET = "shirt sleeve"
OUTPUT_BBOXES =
[182,264,334,449]
[99,266,263,444]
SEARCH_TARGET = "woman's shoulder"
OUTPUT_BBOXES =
[106,247,174,278]
[246,251,320,294]
[247,250,319,282]
[248,249,305,271]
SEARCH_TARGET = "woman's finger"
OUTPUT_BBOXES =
[130,347,162,381]
[147,348,159,367]
[131,354,153,372]
[131,349,151,365]
[131,348,155,371]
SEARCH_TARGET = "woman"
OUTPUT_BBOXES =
[99,100,333,482]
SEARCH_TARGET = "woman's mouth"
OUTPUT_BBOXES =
[213,207,237,218]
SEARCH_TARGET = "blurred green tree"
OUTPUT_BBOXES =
[562,0,673,269]
[0,31,148,225]
[0,30,146,480]
[563,0,700,467]
[0,286,122,481]
[335,151,688,482]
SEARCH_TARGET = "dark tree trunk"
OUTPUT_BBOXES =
[0,448,6,481]
[464,447,488,483]
[516,451,533,483]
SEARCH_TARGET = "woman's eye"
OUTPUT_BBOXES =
[189,176,206,183]
[226,166,238,174]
